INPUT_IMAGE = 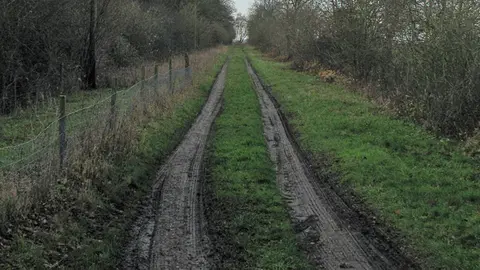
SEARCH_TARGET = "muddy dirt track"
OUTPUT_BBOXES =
[245,58,412,270]
[123,56,413,270]
[123,62,228,270]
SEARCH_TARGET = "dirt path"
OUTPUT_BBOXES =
[123,62,228,270]
[246,59,409,270]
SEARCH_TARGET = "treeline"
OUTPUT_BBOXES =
[248,0,480,137]
[0,0,235,114]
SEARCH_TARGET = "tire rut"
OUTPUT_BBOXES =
[246,58,402,270]
[123,61,228,270]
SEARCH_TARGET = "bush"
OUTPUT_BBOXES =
[248,0,480,137]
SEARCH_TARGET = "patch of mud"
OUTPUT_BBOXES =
[123,61,228,270]
[246,58,415,270]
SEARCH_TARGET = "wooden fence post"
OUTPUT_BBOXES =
[141,66,146,90]
[13,78,17,114]
[169,55,173,94]
[60,63,64,95]
[1,73,5,114]
[141,66,148,114]
[109,79,117,131]
[59,95,67,170]
[184,53,190,69]
[185,52,192,85]
[154,64,159,94]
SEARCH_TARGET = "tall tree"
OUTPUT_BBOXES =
[85,0,97,89]
[235,13,248,43]
[0,0,235,113]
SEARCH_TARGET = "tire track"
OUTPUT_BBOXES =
[246,58,401,270]
[123,61,228,270]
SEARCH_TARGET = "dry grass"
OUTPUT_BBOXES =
[318,70,337,83]
[464,129,480,158]
[0,46,228,232]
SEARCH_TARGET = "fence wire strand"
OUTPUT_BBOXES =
[0,66,192,172]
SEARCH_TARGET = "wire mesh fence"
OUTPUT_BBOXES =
[0,64,193,222]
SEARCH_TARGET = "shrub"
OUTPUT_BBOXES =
[248,0,480,137]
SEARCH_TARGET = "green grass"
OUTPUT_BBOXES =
[0,87,129,168]
[0,81,151,167]
[0,89,113,148]
[1,53,228,269]
[246,47,480,269]
[206,48,311,269]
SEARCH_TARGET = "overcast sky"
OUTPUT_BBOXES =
[234,0,254,16]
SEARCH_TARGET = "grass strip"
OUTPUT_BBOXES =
[246,47,480,269]
[2,53,227,269]
[206,47,311,269]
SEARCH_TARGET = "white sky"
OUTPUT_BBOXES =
[233,0,254,16]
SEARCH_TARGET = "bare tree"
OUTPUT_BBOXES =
[248,0,480,136]
[85,0,97,89]
[0,0,235,114]
[235,13,248,43]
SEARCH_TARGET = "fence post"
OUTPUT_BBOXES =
[109,79,117,131]
[169,55,173,94]
[1,73,5,113]
[59,95,67,170]
[154,64,159,94]
[185,52,192,85]
[141,66,148,114]
[13,78,17,114]
[60,63,64,95]
[141,66,146,90]
[184,52,190,69]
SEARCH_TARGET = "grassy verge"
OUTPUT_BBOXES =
[246,47,480,269]
[1,51,227,269]
[205,48,311,269]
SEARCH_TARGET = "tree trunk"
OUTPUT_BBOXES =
[85,0,97,89]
